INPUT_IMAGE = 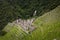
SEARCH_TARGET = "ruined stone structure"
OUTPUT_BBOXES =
[13,10,37,34]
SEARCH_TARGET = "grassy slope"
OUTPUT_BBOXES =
[0,6,60,40]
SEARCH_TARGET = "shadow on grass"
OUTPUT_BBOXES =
[0,31,7,36]
[0,0,60,36]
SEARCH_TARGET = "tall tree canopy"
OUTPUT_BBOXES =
[0,0,60,19]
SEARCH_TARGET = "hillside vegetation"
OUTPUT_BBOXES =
[0,5,60,40]
[0,0,60,33]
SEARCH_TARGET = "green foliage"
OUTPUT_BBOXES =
[0,0,60,36]
[0,6,60,40]
[0,0,60,19]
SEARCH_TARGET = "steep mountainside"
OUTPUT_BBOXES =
[0,5,60,40]
[0,0,60,33]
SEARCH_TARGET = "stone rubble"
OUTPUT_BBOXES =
[13,18,36,33]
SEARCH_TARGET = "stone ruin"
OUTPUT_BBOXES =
[13,10,37,34]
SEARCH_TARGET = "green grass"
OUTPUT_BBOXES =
[0,6,60,40]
